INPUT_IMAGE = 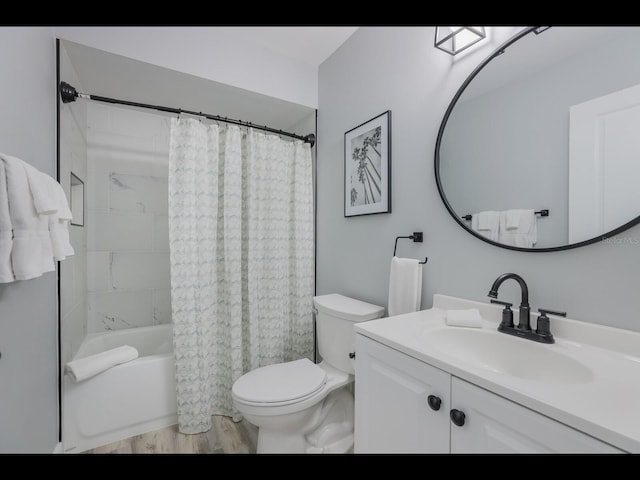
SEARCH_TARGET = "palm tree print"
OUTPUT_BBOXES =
[350,126,382,206]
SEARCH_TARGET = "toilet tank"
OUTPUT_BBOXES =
[313,294,384,374]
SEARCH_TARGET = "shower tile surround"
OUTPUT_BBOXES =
[86,103,171,332]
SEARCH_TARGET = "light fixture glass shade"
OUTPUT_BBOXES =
[435,27,486,55]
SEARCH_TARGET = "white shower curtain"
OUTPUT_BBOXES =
[168,119,314,434]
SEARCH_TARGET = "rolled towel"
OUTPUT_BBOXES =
[66,345,139,382]
[445,308,482,328]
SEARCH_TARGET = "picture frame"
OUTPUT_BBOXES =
[344,110,391,217]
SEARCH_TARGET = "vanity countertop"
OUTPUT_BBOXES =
[354,294,640,453]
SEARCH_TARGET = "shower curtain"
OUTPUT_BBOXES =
[168,119,314,434]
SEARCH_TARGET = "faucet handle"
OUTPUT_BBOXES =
[491,299,513,308]
[535,308,565,344]
[538,308,566,317]
[492,300,514,329]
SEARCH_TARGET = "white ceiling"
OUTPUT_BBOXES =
[213,27,358,66]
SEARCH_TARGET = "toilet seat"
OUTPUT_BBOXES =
[232,358,327,407]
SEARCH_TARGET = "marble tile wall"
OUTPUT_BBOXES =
[86,103,171,332]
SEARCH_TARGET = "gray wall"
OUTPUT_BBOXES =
[0,27,58,453]
[440,28,640,247]
[317,27,640,332]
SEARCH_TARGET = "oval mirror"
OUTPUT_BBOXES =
[436,26,640,252]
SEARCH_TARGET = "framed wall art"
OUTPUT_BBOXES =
[344,110,391,217]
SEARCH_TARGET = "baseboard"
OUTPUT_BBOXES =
[53,442,63,454]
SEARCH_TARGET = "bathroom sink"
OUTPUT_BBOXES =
[423,328,594,384]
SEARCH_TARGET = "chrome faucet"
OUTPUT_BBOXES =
[487,273,562,344]
[488,273,531,331]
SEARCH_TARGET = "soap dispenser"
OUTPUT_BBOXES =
[491,299,514,329]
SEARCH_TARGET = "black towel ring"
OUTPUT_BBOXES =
[393,233,428,264]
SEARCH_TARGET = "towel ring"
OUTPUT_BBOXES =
[393,233,428,264]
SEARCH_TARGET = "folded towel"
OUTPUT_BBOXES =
[0,154,55,280]
[0,160,14,283]
[66,345,139,382]
[49,217,74,261]
[388,256,423,316]
[471,211,500,242]
[446,309,483,328]
[22,161,58,215]
[505,209,523,230]
[46,176,74,261]
[498,210,537,248]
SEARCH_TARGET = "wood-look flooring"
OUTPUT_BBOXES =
[88,416,258,454]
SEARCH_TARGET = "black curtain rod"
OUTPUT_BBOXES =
[58,81,316,147]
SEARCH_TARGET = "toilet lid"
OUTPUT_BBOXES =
[232,359,327,404]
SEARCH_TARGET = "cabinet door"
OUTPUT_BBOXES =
[450,377,623,453]
[355,335,451,453]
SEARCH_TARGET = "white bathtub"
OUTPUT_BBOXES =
[63,324,177,453]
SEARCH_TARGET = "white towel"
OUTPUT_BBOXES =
[49,217,74,261]
[388,256,423,316]
[22,161,58,215]
[66,345,139,382]
[471,211,500,242]
[505,209,523,230]
[0,160,14,283]
[445,309,482,328]
[498,210,537,248]
[45,176,74,261]
[0,154,55,281]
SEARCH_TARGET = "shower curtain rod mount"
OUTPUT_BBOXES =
[59,81,316,147]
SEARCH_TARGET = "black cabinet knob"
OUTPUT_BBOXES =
[348,352,356,359]
[450,409,466,427]
[427,395,441,411]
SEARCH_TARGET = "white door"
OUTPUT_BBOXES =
[354,335,450,453]
[450,377,622,453]
[569,83,640,243]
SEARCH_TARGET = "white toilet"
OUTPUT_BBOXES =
[231,293,384,453]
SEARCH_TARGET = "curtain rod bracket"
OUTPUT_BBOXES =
[304,134,316,147]
[59,81,79,104]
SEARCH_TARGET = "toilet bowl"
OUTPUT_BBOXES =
[231,294,384,453]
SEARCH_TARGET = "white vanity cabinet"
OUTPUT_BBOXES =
[355,335,622,454]
[354,333,450,453]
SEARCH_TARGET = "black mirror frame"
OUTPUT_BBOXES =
[434,26,640,253]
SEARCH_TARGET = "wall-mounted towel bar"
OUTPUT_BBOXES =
[461,209,549,221]
[393,233,428,264]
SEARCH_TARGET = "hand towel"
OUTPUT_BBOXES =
[0,154,55,280]
[471,211,500,241]
[0,161,14,283]
[388,256,423,317]
[66,345,139,382]
[45,175,74,261]
[22,161,58,215]
[445,309,482,328]
[498,210,537,248]
[505,209,523,230]
[49,217,74,261]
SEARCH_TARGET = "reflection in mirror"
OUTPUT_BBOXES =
[437,27,640,251]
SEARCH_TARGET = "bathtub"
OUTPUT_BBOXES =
[63,324,177,453]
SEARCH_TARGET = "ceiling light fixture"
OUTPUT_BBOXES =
[434,27,486,55]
